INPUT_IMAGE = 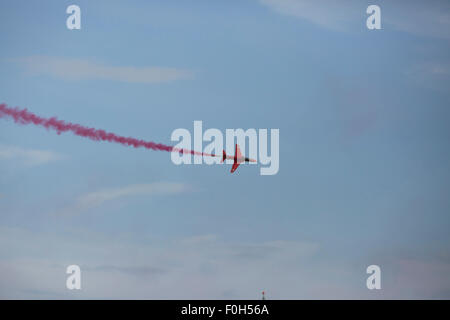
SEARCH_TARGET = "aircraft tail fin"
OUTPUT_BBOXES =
[222,150,226,163]
[235,144,242,160]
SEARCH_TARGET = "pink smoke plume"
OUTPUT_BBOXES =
[0,103,214,158]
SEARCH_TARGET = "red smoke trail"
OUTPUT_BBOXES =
[0,103,216,158]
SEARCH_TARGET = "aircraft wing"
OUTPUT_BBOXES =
[231,162,240,173]
[230,144,243,173]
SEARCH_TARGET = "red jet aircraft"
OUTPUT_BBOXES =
[221,144,257,173]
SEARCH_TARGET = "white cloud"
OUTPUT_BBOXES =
[65,182,190,214]
[259,0,450,39]
[13,56,193,83]
[0,145,63,166]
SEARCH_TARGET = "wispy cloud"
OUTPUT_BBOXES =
[0,145,63,166]
[259,0,361,32]
[13,56,194,83]
[1,226,449,299]
[259,0,450,39]
[86,265,166,277]
[64,182,190,214]
[423,63,450,76]
[384,0,450,40]
[0,227,321,299]
[406,62,450,91]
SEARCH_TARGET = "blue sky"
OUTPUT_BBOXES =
[0,0,450,298]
